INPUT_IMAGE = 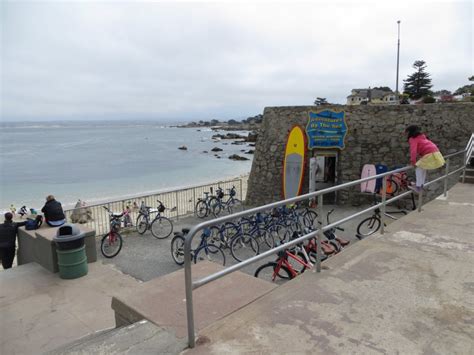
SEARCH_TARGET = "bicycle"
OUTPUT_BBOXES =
[136,200,174,239]
[388,169,417,210]
[229,213,277,262]
[356,207,407,238]
[195,189,214,218]
[254,242,313,284]
[320,209,349,252]
[170,227,226,266]
[100,206,127,258]
[356,191,410,239]
[209,186,241,217]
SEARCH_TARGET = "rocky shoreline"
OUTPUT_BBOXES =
[176,120,260,161]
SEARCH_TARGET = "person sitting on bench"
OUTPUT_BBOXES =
[41,195,66,227]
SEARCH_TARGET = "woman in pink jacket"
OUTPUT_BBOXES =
[405,125,445,192]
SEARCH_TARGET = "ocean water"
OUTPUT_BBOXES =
[0,121,253,211]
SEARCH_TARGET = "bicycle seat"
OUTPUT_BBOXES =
[112,212,124,218]
[182,228,190,234]
[336,237,350,246]
[174,232,183,237]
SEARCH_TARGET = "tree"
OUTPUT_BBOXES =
[403,60,433,99]
[454,75,474,95]
[433,90,451,96]
[372,86,392,92]
[314,97,328,106]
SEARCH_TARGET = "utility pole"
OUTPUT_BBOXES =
[395,20,401,99]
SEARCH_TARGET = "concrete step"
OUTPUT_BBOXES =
[46,320,186,355]
[0,262,141,355]
[112,261,278,338]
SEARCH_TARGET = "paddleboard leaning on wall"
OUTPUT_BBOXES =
[283,126,306,199]
[360,164,377,193]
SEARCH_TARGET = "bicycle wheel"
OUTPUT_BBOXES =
[388,179,399,196]
[150,216,173,239]
[253,229,275,250]
[209,197,222,217]
[356,216,381,237]
[303,210,318,228]
[195,200,208,218]
[230,233,259,262]
[194,244,226,266]
[170,235,186,265]
[136,214,148,235]
[101,231,123,258]
[267,223,289,243]
[254,262,292,284]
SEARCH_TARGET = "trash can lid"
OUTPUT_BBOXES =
[53,223,85,242]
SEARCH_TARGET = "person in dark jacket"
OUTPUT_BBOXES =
[41,195,66,227]
[0,212,26,269]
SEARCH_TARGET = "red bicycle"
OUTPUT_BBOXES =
[100,206,128,258]
[254,244,313,284]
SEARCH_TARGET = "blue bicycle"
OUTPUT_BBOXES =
[170,227,226,266]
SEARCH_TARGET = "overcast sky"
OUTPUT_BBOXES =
[1,0,472,122]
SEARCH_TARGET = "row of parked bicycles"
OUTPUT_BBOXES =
[100,200,174,258]
[102,176,414,286]
[100,184,240,258]
[169,171,417,284]
[194,185,241,218]
[169,204,351,277]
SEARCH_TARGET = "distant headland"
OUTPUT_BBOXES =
[176,114,263,131]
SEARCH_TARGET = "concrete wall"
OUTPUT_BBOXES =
[246,103,474,206]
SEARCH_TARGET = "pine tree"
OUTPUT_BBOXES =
[403,60,433,99]
[314,97,328,106]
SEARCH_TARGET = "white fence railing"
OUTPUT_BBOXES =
[64,175,249,235]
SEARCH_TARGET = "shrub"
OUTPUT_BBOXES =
[422,96,436,104]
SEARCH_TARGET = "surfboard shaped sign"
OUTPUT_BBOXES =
[306,110,347,149]
[283,126,306,199]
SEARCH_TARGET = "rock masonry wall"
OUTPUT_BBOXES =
[246,103,474,206]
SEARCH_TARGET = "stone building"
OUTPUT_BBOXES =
[246,103,474,206]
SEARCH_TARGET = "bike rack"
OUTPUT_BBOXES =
[184,140,472,348]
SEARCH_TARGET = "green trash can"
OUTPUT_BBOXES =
[54,224,88,279]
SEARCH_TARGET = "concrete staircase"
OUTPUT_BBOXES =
[44,261,277,354]
[461,155,474,184]
[46,320,186,355]
[461,154,474,183]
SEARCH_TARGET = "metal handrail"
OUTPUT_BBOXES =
[184,141,472,347]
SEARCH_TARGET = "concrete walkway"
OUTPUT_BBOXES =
[0,262,140,355]
[186,184,474,354]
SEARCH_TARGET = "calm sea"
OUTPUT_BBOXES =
[0,121,253,211]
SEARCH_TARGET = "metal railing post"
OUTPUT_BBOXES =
[184,232,196,348]
[462,151,467,183]
[240,178,243,211]
[444,158,450,197]
[380,177,387,234]
[316,194,323,273]
[176,191,179,221]
[417,189,423,212]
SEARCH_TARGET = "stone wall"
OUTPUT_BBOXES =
[246,103,474,206]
